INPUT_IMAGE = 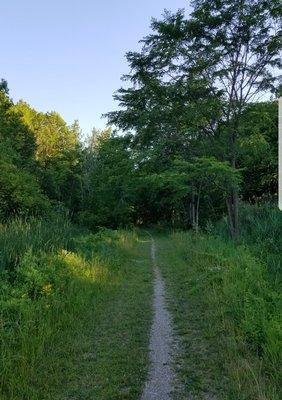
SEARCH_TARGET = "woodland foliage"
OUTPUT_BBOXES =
[0,0,281,232]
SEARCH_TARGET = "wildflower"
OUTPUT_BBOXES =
[41,283,53,295]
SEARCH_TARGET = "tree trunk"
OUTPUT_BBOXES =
[226,189,239,241]
[227,123,240,241]
[191,192,196,229]
[227,154,239,240]
[195,192,200,233]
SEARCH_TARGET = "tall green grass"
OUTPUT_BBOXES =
[0,217,77,274]
[0,224,153,399]
[156,231,281,399]
[214,202,282,284]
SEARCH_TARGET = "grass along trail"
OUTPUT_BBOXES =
[2,227,280,399]
[0,229,153,400]
[155,232,281,400]
[141,239,177,400]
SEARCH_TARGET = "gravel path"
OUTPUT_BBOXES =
[141,240,176,400]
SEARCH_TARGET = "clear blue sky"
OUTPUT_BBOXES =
[1,0,190,137]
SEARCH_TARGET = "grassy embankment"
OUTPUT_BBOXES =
[156,204,281,400]
[0,219,153,400]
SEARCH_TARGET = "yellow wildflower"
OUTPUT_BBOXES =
[41,283,53,295]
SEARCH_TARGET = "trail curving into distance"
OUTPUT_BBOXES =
[141,239,176,400]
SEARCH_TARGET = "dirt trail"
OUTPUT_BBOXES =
[141,240,176,400]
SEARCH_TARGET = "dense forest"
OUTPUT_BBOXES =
[0,0,281,399]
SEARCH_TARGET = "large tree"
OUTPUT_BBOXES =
[186,0,281,238]
[107,0,281,238]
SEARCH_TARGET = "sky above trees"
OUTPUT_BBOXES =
[1,0,189,136]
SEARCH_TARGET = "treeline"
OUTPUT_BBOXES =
[0,79,278,232]
[1,0,281,238]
